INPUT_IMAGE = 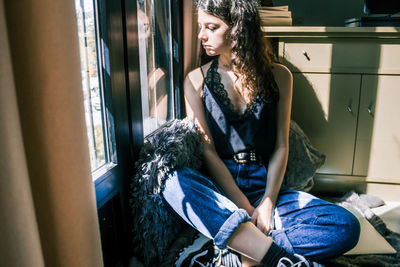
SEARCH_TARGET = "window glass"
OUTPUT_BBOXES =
[75,0,112,175]
[137,0,175,136]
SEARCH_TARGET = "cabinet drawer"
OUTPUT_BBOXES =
[283,39,400,74]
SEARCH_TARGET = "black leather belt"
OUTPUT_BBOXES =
[232,151,258,164]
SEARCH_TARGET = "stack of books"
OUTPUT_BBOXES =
[258,6,292,26]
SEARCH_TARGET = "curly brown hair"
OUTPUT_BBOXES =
[196,0,279,103]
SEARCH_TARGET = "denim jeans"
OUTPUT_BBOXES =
[162,160,360,261]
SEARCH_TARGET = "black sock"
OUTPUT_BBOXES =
[260,242,306,267]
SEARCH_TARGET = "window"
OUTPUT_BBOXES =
[75,0,116,177]
[75,0,133,264]
[137,0,176,136]
[74,0,183,264]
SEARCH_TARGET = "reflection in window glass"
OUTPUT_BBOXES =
[75,0,108,172]
[137,0,175,136]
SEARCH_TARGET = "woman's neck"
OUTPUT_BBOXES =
[218,53,232,70]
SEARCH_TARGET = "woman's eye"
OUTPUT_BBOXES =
[208,26,216,31]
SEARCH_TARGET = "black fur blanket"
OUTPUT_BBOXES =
[130,119,203,265]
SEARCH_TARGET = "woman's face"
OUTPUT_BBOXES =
[197,9,231,57]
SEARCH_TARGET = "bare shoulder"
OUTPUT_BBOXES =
[271,63,293,94]
[271,63,292,82]
[185,67,203,92]
[184,61,213,93]
[200,60,213,74]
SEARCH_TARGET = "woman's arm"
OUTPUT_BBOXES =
[184,68,254,214]
[251,64,293,234]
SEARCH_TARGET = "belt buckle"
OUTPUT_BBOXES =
[233,151,257,164]
[233,153,247,164]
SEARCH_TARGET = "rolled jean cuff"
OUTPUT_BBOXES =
[214,209,251,249]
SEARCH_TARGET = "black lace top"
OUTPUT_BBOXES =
[202,57,279,163]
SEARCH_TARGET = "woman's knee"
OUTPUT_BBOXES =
[337,208,361,252]
[321,206,361,256]
[162,167,189,202]
[162,167,193,198]
[162,167,221,205]
[164,167,213,191]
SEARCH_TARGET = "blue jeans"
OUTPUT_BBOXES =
[162,160,360,261]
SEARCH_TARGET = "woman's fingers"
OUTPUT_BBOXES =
[258,221,270,234]
[252,206,274,234]
[253,215,267,234]
[251,211,257,225]
[255,215,274,234]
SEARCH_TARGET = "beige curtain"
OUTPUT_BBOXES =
[0,0,103,266]
[183,0,200,77]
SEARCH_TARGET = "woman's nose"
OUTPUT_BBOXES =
[198,28,207,41]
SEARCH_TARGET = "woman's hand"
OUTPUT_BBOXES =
[251,197,275,234]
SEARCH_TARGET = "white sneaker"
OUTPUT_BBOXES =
[277,254,324,267]
[174,233,216,267]
[174,233,242,267]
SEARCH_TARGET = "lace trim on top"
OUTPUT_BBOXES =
[204,58,258,119]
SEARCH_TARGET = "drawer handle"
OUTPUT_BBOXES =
[302,50,311,61]
[367,104,374,118]
[346,105,352,113]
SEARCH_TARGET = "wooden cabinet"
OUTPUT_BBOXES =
[264,27,400,198]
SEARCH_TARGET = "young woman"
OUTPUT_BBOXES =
[162,1,360,266]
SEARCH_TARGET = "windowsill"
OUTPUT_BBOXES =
[92,162,118,182]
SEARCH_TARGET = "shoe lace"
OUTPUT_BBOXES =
[215,249,226,267]
[277,255,310,267]
[191,250,210,267]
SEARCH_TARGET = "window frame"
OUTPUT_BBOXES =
[77,0,183,264]
[92,0,131,208]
